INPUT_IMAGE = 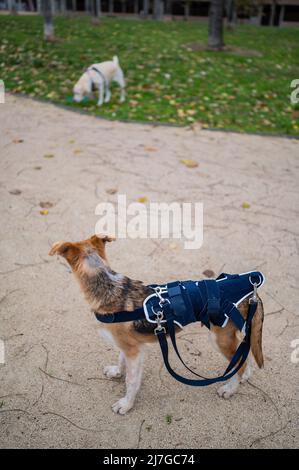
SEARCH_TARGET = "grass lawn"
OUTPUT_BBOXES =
[0,15,299,135]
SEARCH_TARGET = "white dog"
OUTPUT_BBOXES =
[73,56,125,106]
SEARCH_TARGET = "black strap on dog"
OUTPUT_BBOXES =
[155,300,257,386]
[87,66,108,94]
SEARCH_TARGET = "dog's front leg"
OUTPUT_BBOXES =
[112,348,144,415]
[97,83,104,106]
[104,351,125,378]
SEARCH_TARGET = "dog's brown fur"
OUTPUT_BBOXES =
[49,234,264,413]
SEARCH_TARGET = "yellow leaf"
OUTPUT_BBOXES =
[44,154,54,159]
[137,196,148,203]
[242,202,251,209]
[180,159,199,168]
[40,209,49,215]
[169,242,178,250]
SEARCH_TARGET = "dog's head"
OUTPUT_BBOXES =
[49,234,115,273]
[73,82,85,103]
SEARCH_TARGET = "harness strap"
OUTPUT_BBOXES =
[87,66,108,93]
[201,280,220,328]
[155,300,257,386]
[94,308,144,324]
[222,300,246,331]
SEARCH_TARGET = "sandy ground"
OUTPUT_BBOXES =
[0,94,298,449]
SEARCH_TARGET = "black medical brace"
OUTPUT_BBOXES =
[94,271,264,386]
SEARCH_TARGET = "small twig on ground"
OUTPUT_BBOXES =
[42,411,102,433]
[137,419,145,449]
[39,367,83,386]
[249,421,289,448]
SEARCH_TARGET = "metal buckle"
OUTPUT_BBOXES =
[249,275,262,304]
[143,286,168,324]
[249,282,258,304]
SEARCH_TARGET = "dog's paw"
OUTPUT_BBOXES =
[112,397,132,415]
[240,364,252,384]
[103,365,123,379]
[217,381,239,399]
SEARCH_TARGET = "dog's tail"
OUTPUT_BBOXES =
[250,297,264,368]
[113,55,119,67]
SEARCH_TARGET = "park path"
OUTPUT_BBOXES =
[0,94,298,448]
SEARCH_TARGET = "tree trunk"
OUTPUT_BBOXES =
[72,0,77,11]
[134,0,139,15]
[208,0,224,50]
[142,0,149,18]
[41,0,54,41]
[269,1,276,26]
[61,0,67,13]
[184,1,190,21]
[153,0,163,20]
[8,0,18,14]
[85,0,90,13]
[226,0,236,27]
[108,0,114,14]
[28,0,35,11]
[257,5,263,25]
[91,0,101,20]
[278,4,285,26]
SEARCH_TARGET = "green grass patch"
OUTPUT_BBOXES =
[1,15,299,135]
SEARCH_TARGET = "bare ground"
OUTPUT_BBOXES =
[0,95,298,449]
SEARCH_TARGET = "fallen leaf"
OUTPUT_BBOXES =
[34,166,42,170]
[106,188,117,195]
[169,242,178,250]
[9,189,21,195]
[144,146,157,152]
[180,159,198,168]
[203,269,215,278]
[44,154,54,159]
[241,202,251,209]
[12,138,24,144]
[40,209,49,215]
[137,196,148,203]
[73,149,83,155]
[40,201,53,209]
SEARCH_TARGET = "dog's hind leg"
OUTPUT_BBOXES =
[97,82,104,106]
[112,347,144,415]
[212,325,245,399]
[113,68,126,103]
[104,351,125,379]
[104,87,111,103]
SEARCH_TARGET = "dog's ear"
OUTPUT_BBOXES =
[49,241,77,258]
[89,234,115,262]
[49,241,81,268]
[91,234,116,244]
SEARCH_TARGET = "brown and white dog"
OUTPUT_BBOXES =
[49,234,264,415]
